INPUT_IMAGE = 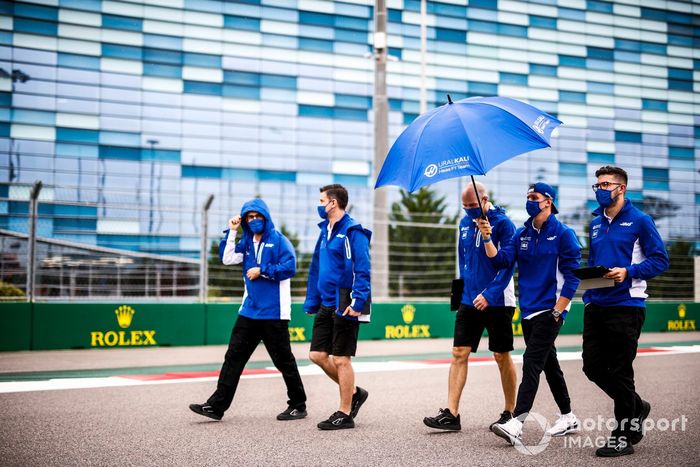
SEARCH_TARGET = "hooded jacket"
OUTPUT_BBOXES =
[219,198,296,320]
[583,199,669,308]
[303,213,372,322]
[490,213,581,318]
[459,206,516,308]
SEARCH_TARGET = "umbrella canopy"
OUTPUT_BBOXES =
[375,96,563,193]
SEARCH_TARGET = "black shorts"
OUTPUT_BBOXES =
[453,304,515,353]
[309,305,360,357]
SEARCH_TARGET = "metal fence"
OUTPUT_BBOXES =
[0,183,696,302]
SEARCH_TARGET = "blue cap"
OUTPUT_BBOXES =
[529,182,558,214]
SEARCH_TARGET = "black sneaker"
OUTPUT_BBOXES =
[317,411,355,430]
[423,408,461,431]
[595,436,634,457]
[189,403,223,421]
[489,410,513,431]
[350,386,369,419]
[630,400,651,445]
[277,406,308,421]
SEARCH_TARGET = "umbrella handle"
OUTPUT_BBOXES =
[470,176,487,220]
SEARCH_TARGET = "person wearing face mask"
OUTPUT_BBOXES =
[189,198,307,423]
[479,182,582,447]
[423,181,518,432]
[582,166,669,457]
[304,184,372,430]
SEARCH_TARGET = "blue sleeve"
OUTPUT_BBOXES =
[489,225,519,270]
[261,234,297,282]
[218,229,230,261]
[482,221,517,304]
[349,230,371,312]
[303,233,323,314]
[558,228,582,300]
[627,215,670,280]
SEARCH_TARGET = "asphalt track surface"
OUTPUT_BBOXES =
[1,333,699,466]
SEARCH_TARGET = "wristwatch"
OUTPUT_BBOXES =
[551,309,562,319]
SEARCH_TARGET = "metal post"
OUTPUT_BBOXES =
[372,0,389,299]
[199,194,215,302]
[26,180,42,302]
[419,0,427,114]
[147,139,159,234]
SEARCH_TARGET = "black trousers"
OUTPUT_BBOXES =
[514,311,571,417]
[582,303,645,435]
[207,315,307,412]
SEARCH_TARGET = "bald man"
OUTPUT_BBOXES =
[423,182,518,432]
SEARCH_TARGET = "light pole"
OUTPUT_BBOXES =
[1,68,30,183]
[146,138,159,234]
[372,0,389,299]
[199,194,215,302]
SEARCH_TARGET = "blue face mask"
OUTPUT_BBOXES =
[526,200,543,217]
[595,188,616,208]
[248,219,265,234]
[465,207,482,219]
[317,205,328,219]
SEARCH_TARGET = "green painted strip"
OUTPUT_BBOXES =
[0,339,697,383]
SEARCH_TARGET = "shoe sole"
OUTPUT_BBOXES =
[277,411,308,421]
[189,404,222,421]
[423,418,462,431]
[317,422,355,430]
[491,425,520,446]
[595,447,634,458]
[350,389,369,419]
[631,401,651,445]
[547,424,581,437]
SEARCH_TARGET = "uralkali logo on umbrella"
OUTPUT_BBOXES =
[375,96,563,198]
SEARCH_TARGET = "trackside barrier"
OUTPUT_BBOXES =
[0,302,697,351]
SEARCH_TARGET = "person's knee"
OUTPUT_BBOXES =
[582,362,604,382]
[333,356,352,369]
[452,346,470,364]
[309,351,327,366]
[493,351,512,367]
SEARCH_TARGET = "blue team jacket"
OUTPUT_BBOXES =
[583,199,669,308]
[490,214,581,318]
[219,198,296,320]
[304,213,372,322]
[459,206,516,307]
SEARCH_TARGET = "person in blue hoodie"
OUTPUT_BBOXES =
[423,181,518,432]
[583,166,669,458]
[304,184,371,430]
[189,198,307,422]
[481,182,582,446]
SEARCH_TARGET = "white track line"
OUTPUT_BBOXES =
[1,346,699,394]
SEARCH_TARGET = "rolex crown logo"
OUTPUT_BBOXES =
[115,305,135,329]
[401,304,416,324]
[678,304,686,319]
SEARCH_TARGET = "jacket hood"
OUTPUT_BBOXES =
[240,198,275,237]
[318,213,372,242]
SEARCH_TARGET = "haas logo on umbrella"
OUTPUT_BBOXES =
[532,115,550,135]
[424,164,438,178]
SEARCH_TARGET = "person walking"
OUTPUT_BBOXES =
[305,184,372,430]
[189,198,307,422]
[481,182,582,445]
[423,181,518,431]
[582,166,669,457]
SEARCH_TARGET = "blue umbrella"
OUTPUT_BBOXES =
[375,96,562,216]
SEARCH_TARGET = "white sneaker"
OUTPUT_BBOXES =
[546,412,580,437]
[491,417,523,445]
